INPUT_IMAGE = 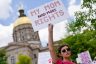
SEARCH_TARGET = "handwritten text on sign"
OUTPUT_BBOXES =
[78,51,92,64]
[29,0,68,31]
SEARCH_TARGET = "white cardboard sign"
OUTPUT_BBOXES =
[78,51,92,64]
[38,52,52,64]
[29,0,68,31]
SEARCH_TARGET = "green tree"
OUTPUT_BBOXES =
[0,49,7,64]
[68,0,96,33]
[61,30,96,60]
[58,0,96,61]
[16,54,32,64]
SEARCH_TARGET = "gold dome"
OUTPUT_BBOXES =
[14,17,32,28]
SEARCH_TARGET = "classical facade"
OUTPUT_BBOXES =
[4,6,42,64]
[1,5,59,64]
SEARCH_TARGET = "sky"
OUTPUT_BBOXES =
[0,0,82,47]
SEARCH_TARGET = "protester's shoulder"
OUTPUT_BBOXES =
[55,59,77,64]
[72,61,77,64]
[55,59,62,64]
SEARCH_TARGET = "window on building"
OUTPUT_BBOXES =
[47,43,48,46]
[15,36,17,42]
[35,61,37,64]
[34,54,37,58]
[22,36,24,40]
[10,56,15,64]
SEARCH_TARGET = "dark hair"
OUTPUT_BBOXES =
[57,44,70,59]
[58,44,70,54]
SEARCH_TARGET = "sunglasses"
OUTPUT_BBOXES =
[61,48,71,53]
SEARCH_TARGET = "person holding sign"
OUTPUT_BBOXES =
[48,24,76,64]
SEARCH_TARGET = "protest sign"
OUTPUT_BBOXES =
[38,52,52,64]
[29,0,68,31]
[76,58,82,63]
[78,51,92,64]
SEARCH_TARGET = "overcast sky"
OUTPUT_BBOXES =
[0,0,82,47]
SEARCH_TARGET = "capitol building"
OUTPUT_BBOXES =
[1,5,56,64]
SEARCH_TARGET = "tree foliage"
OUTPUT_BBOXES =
[59,0,96,61]
[16,54,32,64]
[0,49,7,64]
[61,30,96,60]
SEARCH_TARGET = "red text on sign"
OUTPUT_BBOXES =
[44,0,61,11]
[35,10,64,26]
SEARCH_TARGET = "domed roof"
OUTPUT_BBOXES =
[14,17,32,28]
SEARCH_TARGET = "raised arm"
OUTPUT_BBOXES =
[48,24,58,63]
